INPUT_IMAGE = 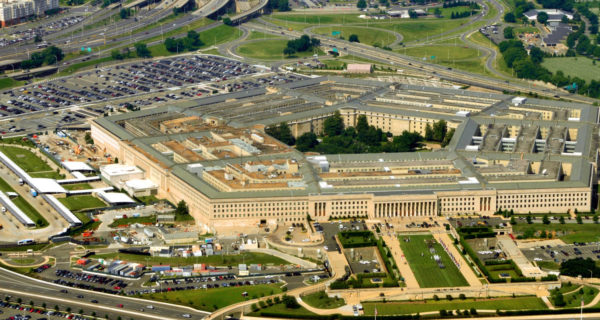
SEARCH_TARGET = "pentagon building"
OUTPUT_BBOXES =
[91,76,599,231]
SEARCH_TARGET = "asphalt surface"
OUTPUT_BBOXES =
[0,267,210,320]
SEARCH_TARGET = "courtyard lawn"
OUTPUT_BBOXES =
[312,26,397,47]
[142,284,282,312]
[62,183,93,191]
[90,251,287,266]
[541,57,600,83]
[301,291,346,309]
[398,234,468,288]
[237,40,322,60]
[109,215,156,227]
[0,146,53,172]
[362,296,547,315]
[58,195,106,212]
[512,223,600,243]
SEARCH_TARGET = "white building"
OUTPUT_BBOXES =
[100,164,145,186]
[523,9,573,22]
[0,0,58,26]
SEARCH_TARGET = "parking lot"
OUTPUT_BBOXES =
[0,55,304,120]
[0,16,84,48]
[317,221,368,252]
[523,242,600,265]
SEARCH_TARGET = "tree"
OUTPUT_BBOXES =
[119,8,131,19]
[593,215,598,224]
[276,122,295,145]
[296,132,318,151]
[561,15,569,23]
[560,258,599,277]
[441,128,454,147]
[504,26,514,39]
[504,12,516,22]
[424,123,434,141]
[323,111,344,137]
[526,215,532,224]
[223,17,232,26]
[529,46,544,64]
[409,9,418,18]
[510,216,517,225]
[537,11,548,24]
[432,120,447,142]
[135,43,151,58]
[175,200,189,216]
[111,49,124,60]
[356,115,369,135]
[34,34,43,43]
[576,215,583,224]
[349,34,360,43]
[553,292,566,307]
[542,214,550,224]
[281,295,299,308]
[559,216,565,224]
[433,7,441,16]
[357,0,366,9]
[283,47,296,56]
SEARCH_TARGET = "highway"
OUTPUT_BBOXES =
[245,17,597,104]
[0,267,210,319]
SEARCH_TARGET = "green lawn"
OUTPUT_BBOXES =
[537,260,560,271]
[512,223,600,243]
[58,195,106,212]
[541,57,600,83]
[338,231,376,248]
[553,286,599,308]
[109,215,156,227]
[398,234,468,288]
[10,258,36,265]
[28,171,63,179]
[247,31,284,40]
[237,40,322,60]
[0,146,53,173]
[312,26,396,46]
[61,183,92,191]
[90,251,288,266]
[368,19,469,43]
[0,78,25,90]
[362,296,547,315]
[0,175,48,228]
[301,291,346,309]
[142,284,282,311]
[249,302,317,317]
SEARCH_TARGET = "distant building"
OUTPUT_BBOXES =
[347,64,373,74]
[523,9,573,22]
[0,0,58,26]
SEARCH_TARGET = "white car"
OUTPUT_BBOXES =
[182,314,191,318]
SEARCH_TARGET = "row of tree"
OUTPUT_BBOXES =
[20,46,64,70]
[450,11,477,19]
[266,0,290,12]
[442,0,480,9]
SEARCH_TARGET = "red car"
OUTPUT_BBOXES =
[117,304,123,308]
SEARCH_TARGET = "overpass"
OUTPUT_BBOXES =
[229,0,268,24]
[194,0,231,17]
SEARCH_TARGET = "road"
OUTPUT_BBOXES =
[0,266,210,319]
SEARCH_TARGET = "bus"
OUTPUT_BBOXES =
[17,239,34,245]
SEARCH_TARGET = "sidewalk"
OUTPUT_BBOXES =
[433,232,482,287]
[380,232,420,288]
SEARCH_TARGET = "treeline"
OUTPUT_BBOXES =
[443,1,480,9]
[575,3,598,35]
[450,11,476,19]
[539,0,573,11]
[20,46,64,70]
[425,120,454,147]
[283,35,320,56]
[266,0,290,11]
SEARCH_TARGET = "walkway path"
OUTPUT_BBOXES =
[432,232,482,287]
[378,230,419,288]
[248,248,318,269]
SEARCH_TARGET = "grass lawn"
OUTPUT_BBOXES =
[109,215,156,227]
[57,56,114,77]
[247,31,284,40]
[312,26,396,46]
[10,258,36,265]
[537,260,560,271]
[0,146,53,172]
[338,231,376,248]
[466,31,513,76]
[237,40,322,60]
[61,183,92,191]
[513,26,539,34]
[553,286,599,308]
[541,57,600,83]
[362,296,547,315]
[142,284,282,311]
[398,234,468,288]
[369,19,469,43]
[512,223,600,243]
[28,171,63,179]
[90,251,288,266]
[58,195,106,212]
[0,78,25,90]
[249,302,317,317]
[301,291,345,309]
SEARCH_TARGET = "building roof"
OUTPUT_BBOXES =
[97,191,136,205]
[62,161,95,172]
[30,178,67,194]
[100,164,144,177]
[125,179,157,191]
